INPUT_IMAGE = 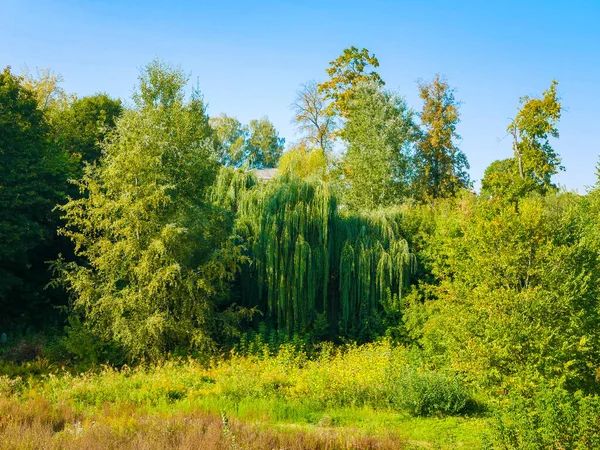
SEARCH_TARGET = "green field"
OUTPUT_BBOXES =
[0,342,489,449]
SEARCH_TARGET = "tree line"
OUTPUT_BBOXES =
[0,47,586,374]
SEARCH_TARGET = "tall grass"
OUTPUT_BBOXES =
[0,340,481,448]
[13,340,471,417]
[0,396,407,450]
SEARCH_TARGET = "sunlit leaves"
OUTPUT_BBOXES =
[413,76,470,202]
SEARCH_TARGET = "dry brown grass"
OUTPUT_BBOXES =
[0,396,408,450]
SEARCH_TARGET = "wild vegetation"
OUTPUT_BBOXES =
[1,47,599,449]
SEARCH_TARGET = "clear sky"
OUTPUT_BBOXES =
[2,0,599,191]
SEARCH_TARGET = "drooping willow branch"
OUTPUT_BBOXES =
[214,167,415,337]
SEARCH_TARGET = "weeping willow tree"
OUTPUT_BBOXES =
[214,167,414,338]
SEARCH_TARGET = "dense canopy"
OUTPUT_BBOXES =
[1,48,598,448]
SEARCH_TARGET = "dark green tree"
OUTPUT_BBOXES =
[213,169,414,339]
[0,67,70,326]
[52,94,122,169]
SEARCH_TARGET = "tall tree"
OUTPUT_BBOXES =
[413,76,470,201]
[210,115,284,169]
[482,81,562,200]
[318,46,384,118]
[210,114,247,167]
[291,80,336,152]
[56,60,234,360]
[0,67,70,326]
[511,81,562,193]
[52,94,122,168]
[213,170,413,339]
[246,117,285,168]
[341,81,416,210]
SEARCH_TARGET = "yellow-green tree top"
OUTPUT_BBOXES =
[318,46,384,118]
[413,75,470,202]
[483,81,562,201]
[508,80,562,189]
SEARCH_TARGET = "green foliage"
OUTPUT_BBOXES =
[413,76,470,201]
[57,316,124,367]
[485,386,600,449]
[0,67,70,326]
[4,51,598,449]
[492,80,562,200]
[10,340,470,418]
[341,81,417,210]
[55,60,238,361]
[480,158,522,199]
[0,340,485,448]
[278,142,328,182]
[246,117,285,168]
[318,46,384,118]
[407,194,600,394]
[20,66,68,110]
[210,115,284,169]
[210,114,247,167]
[393,368,470,417]
[51,93,122,169]
[214,170,414,338]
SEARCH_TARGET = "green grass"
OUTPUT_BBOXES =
[0,341,490,448]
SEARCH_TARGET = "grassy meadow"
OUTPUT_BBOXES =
[0,340,489,449]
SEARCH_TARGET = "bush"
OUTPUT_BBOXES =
[6,340,44,363]
[56,317,125,368]
[393,368,470,416]
[484,386,600,449]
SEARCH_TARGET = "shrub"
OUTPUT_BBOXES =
[484,386,600,449]
[5,338,44,363]
[393,368,470,416]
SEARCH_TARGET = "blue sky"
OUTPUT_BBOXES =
[2,0,599,191]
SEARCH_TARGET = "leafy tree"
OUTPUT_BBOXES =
[213,170,413,339]
[291,80,336,152]
[413,76,470,201]
[407,194,600,394]
[318,46,384,118]
[210,114,247,167]
[56,60,237,360]
[21,68,122,176]
[0,67,70,326]
[210,115,284,169]
[278,141,328,181]
[246,117,285,168]
[20,66,68,110]
[341,81,416,210]
[480,158,521,199]
[52,94,122,169]
[482,82,562,200]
